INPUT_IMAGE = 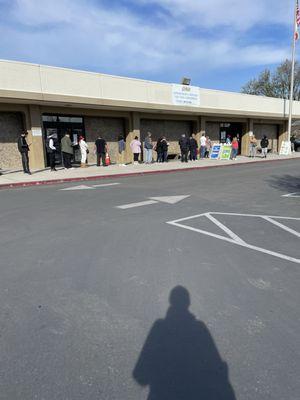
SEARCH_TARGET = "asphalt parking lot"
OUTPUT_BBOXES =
[0,159,299,400]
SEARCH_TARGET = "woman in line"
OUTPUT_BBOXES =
[249,135,257,158]
[205,135,211,158]
[130,136,141,165]
[231,137,239,160]
[79,136,89,167]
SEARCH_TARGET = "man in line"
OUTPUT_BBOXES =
[260,135,269,158]
[117,135,126,166]
[189,134,198,161]
[46,133,58,171]
[61,132,73,169]
[200,134,206,159]
[95,135,107,167]
[179,134,189,163]
[144,132,153,164]
[17,131,31,174]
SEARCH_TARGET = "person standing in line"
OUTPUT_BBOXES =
[46,133,58,172]
[179,134,189,163]
[189,134,198,161]
[117,135,126,166]
[130,136,141,164]
[291,134,296,152]
[155,137,163,163]
[61,132,73,169]
[260,135,269,158]
[226,135,232,145]
[79,136,89,167]
[199,134,206,159]
[249,135,257,158]
[161,137,169,162]
[205,135,211,158]
[94,135,107,167]
[17,131,31,174]
[231,137,239,160]
[144,132,153,164]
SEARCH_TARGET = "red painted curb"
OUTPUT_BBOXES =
[0,157,299,190]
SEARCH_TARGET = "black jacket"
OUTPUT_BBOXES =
[261,138,269,148]
[189,138,198,150]
[160,140,168,152]
[18,136,29,153]
[179,137,190,151]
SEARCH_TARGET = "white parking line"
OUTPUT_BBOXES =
[166,212,300,264]
[262,216,300,238]
[282,192,300,198]
[205,212,247,245]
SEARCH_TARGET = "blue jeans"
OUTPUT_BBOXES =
[200,146,206,158]
[231,148,238,159]
[162,151,168,162]
[145,148,152,163]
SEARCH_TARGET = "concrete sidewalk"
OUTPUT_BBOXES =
[1,153,300,189]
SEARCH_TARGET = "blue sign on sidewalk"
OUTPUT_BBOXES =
[210,144,221,159]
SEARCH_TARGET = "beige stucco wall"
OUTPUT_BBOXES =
[1,60,300,119]
[0,112,24,169]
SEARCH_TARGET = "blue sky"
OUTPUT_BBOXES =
[0,0,295,92]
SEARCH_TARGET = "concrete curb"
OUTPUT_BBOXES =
[0,156,299,190]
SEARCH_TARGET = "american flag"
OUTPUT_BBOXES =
[295,0,300,40]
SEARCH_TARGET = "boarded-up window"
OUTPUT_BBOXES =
[85,117,125,163]
[141,119,193,154]
[254,124,278,152]
[0,112,24,169]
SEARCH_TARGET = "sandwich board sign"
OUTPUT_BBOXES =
[220,145,232,160]
[279,141,291,156]
[210,144,222,159]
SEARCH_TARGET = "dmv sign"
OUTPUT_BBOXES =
[172,84,200,106]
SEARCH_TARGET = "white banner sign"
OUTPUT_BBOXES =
[279,140,291,156]
[172,84,200,107]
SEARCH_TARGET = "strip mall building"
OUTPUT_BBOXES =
[1,59,300,170]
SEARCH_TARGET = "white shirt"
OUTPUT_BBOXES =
[49,138,56,150]
[200,136,206,146]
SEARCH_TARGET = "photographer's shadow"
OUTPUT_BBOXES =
[133,286,236,400]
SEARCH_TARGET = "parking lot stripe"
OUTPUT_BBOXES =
[205,213,247,245]
[262,216,300,238]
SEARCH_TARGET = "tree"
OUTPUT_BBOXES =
[241,60,300,100]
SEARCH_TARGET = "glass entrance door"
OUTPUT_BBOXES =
[43,115,85,167]
[220,123,243,154]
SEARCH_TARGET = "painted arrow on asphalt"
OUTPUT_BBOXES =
[60,183,120,191]
[116,195,190,209]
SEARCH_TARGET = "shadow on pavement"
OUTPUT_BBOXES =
[133,286,236,400]
[267,175,300,193]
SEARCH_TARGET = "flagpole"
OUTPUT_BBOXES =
[287,0,298,147]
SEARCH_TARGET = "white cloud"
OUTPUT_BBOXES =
[137,0,293,31]
[0,0,292,87]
